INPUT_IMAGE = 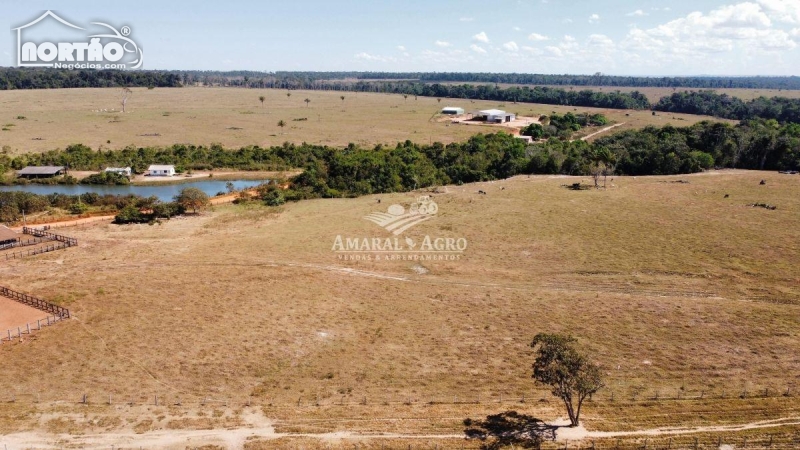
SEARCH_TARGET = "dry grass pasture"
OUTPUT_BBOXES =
[1,170,799,448]
[0,87,731,154]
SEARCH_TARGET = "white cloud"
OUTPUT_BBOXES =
[502,41,519,51]
[473,31,489,43]
[397,45,406,52]
[589,14,600,23]
[627,10,648,17]
[587,34,614,47]
[621,2,797,63]
[792,27,800,36]
[522,46,544,55]
[545,46,563,57]
[435,40,452,47]
[528,33,550,41]
[562,18,573,24]
[513,26,521,31]
[459,17,474,22]
[354,52,395,62]
[470,44,487,53]
[757,0,800,23]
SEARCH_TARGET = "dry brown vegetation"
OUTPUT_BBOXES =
[0,87,730,154]
[1,170,799,447]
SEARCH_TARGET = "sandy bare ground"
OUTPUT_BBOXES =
[0,296,50,334]
[9,215,116,232]
[3,411,798,449]
[556,416,800,441]
[579,122,625,141]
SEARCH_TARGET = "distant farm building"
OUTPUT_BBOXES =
[0,226,20,248]
[147,165,175,177]
[104,167,132,177]
[16,166,66,179]
[441,106,465,115]
[516,136,533,143]
[476,109,516,123]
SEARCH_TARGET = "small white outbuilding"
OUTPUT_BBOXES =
[147,165,175,177]
[441,106,465,115]
[104,167,132,177]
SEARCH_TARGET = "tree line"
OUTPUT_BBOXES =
[0,68,182,90]
[654,91,800,123]
[3,119,796,201]
[170,70,800,90]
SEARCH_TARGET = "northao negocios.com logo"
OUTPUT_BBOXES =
[13,11,143,70]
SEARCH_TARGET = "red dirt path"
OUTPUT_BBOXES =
[0,296,49,334]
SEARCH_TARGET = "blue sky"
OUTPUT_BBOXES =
[1,0,799,75]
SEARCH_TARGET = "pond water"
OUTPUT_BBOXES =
[0,179,267,202]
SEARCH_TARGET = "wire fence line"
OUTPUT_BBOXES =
[0,313,66,345]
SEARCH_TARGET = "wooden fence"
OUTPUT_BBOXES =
[1,228,78,260]
[22,226,79,246]
[1,313,66,344]
[2,241,73,260]
[0,285,70,319]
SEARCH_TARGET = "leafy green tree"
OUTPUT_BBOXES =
[531,333,604,427]
[304,98,311,108]
[114,205,144,224]
[259,95,265,107]
[174,187,210,214]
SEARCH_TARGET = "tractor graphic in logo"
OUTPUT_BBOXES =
[364,196,438,235]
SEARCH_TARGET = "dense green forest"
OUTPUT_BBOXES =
[654,91,800,123]
[172,71,800,90]
[0,68,182,89]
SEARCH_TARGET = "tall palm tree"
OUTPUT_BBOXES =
[304,98,311,108]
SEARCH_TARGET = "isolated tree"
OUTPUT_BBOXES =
[403,94,408,103]
[340,95,345,104]
[437,98,442,104]
[286,92,291,99]
[259,95,265,108]
[277,119,286,133]
[531,333,604,427]
[304,98,311,108]
[120,87,132,113]
[589,147,616,189]
[175,187,210,214]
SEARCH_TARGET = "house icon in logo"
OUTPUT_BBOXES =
[13,11,84,67]
[11,10,143,69]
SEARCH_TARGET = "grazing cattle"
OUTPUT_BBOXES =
[478,190,487,195]
[724,194,730,198]
[760,180,766,185]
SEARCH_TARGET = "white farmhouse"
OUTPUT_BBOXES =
[147,165,175,177]
[477,109,516,123]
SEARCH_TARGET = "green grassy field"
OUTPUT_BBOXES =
[0,87,732,155]
[1,170,798,448]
